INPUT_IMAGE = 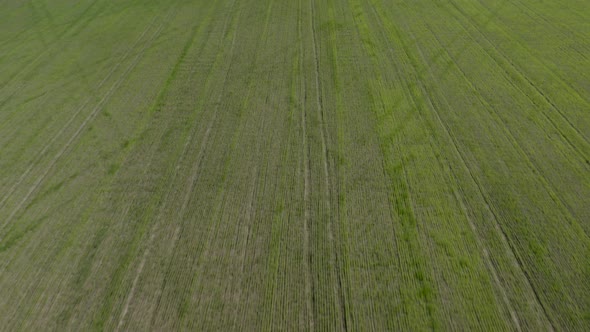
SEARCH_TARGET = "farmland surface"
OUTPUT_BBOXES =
[1,0,589,330]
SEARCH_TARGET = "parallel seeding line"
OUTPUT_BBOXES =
[448,0,590,144]
[435,2,590,239]
[309,0,348,330]
[0,13,172,233]
[114,1,238,329]
[0,7,180,327]
[0,13,161,214]
[351,0,437,328]
[373,1,555,327]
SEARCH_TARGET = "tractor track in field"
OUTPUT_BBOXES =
[175,4,260,326]
[115,2,237,329]
[372,1,554,327]
[0,15,161,214]
[0,0,103,97]
[57,111,163,329]
[0,6,180,323]
[222,1,277,326]
[430,3,590,241]
[0,9,174,234]
[508,0,590,55]
[390,0,549,327]
[298,0,314,329]
[443,2,590,167]
[420,23,560,330]
[447,0,590,145]
[343,1,412,328]
[356,0,438,328]
[411,25,523,332]
[309,0,348,330]
[2,0,589,329]
[438,4,590,229]
[0,0,153,143]
[429,12,590,170]
[0,1,209,322]
[114,229,155,332]
[426,20,590,230]
[324,2,351,329]
[232,104,269,328]
[118,1,241,328]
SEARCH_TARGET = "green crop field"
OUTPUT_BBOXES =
[1,0,589,330]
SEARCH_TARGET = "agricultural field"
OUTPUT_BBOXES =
[0,0,589,330]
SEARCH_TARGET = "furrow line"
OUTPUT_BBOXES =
[180,2,275,325]
[0,8,180,315]
[397,18,525,330]
[424,29,557,331]
[0,4,183,322]
[114,230,155,332]
[224,0,278,327]
[324,1,352,330]
[416,15,556,332]
[424,22,590,233]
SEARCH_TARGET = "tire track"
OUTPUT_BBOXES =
[0,11,177,311]
[256,20,303,320]
[344,2,416,329]
[0,15,161,212]
[325,3,357,326]
[174,3,267,326]
[430,3,590,240]
[448,0,590,144]
[509,0,590,54]
[425,21,590,226]
[0,7,180,330]
[444,1,590,160]
[0,1,190,320]
[55,3,222,322]
[0,10,173,233]
[421,25,558,330]
[116,2,234,331]
[353,0,438,328]
[0,0,102,92]
[114,229,155,332]
[370,1,554,327]
[298,0,314,329]
[309,0,347,330]
[405,28,524,332]
[232,104,269,329]
[411,10,550,332]
[417,26,523,332]
[211,1,276,327]
[117,1,241,328]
